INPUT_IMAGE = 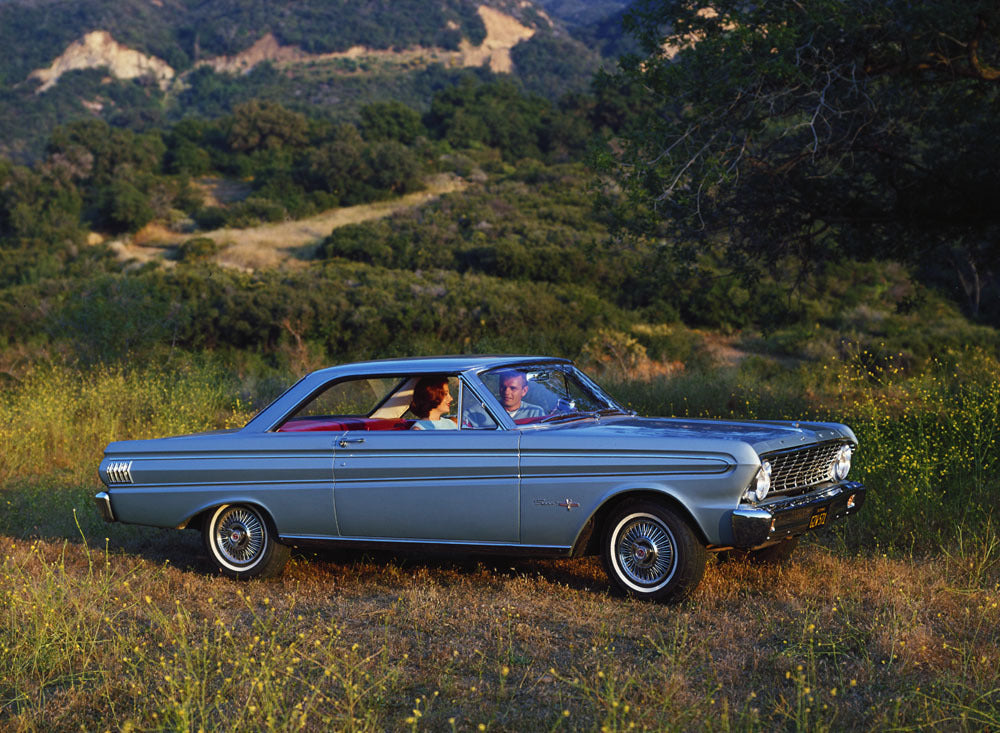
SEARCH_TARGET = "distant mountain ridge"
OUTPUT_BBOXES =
[0,0,618,160]
[26,6,537,95]
[1,0,568,87]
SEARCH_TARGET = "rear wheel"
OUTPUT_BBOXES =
[601,500,707,603]
[204,504,290,579]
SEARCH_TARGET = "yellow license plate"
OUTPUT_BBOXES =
[809,510,828,529]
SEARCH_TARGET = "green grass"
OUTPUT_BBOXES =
[0,360,258,484]
[2,353,999,730]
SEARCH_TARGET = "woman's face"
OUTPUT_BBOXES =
[436,388,453,413]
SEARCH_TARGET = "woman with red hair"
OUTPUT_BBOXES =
[409,375,457,430]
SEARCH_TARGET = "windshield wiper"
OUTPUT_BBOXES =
[595,407,626,416]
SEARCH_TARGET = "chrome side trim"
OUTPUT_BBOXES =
[94,491,116,522]
[279,534,573,556]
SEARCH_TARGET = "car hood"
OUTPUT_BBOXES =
[535,415,854,455]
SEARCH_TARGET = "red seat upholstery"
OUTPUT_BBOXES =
[513,416,545,425]
[277,417,414,432]
[364,418,413,430]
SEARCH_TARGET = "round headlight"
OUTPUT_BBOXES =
[831,445,853,481]
[753,460,772,502]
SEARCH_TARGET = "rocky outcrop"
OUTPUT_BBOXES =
[28,31,175,93]
[459,6,536,73]
[197,7,535,76]
[198,33,313,74]
[28,5,537,93]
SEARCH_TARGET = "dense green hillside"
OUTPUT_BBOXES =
[2,84,996,373]
[0,0,997,372]
[0,0,606,160]
[0,0,488,80]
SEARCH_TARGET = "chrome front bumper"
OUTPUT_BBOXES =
[94,491,116,522]
[730,481,866,548]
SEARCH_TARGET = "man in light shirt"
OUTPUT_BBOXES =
[497,370,544,420]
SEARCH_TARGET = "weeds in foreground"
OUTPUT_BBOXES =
[2,531,998,731]
[0,361,257,483]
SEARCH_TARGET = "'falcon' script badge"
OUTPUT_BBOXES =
[534,498,580,511]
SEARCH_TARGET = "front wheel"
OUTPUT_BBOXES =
[601,501,707,603]
[204,504,290,579]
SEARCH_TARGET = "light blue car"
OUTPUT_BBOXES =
[96,356,865,602]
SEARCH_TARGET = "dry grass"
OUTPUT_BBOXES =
[0,363,253,484]
[213,175,466,271]
[1,514,997,731]
[105,174,468,272]
[193,178,254,207]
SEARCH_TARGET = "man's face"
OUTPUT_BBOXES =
[499,374,529,412]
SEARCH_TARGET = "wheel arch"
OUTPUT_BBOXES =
[180,498,279,534]
[572,489,707,557]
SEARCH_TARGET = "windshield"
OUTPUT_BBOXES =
[478,363,626,425]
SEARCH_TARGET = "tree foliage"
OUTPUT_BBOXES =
[226,100,309,154]
[426,79,559,161]
[605,0,1000,319]
[359,101,426,145]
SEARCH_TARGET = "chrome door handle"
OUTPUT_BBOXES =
[338,437,365,447]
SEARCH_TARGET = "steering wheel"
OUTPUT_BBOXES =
[462,411,492,428]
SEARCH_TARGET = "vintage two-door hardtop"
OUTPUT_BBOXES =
[96,355,866,602]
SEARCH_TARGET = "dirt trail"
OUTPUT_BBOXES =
[110,173,467,271]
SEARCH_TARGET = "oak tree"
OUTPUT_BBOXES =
[604,0,1000,317]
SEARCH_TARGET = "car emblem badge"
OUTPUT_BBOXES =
[534,498,580,511]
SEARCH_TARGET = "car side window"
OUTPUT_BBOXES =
[290,377,403,419]
[277,374,503,432]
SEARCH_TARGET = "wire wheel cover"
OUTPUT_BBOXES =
[615,515,676,586]
[215,507,266,566]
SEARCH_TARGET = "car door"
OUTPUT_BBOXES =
[333,431,520,543]
[333,381,520,544]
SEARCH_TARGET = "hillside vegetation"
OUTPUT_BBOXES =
[3,74,997,371]
[0,0,607,160]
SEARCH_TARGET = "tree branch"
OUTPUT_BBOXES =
[969,13,1000,81]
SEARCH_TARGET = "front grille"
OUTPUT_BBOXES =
[765,442,846,495]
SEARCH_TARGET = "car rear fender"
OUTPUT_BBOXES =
[177,497,276,534]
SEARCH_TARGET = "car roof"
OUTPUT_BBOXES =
[305,354,571,378]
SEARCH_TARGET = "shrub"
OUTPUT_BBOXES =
[176,237,220,262]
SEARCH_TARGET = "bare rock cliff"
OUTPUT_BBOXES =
[460,6,535,73]
[29,30,175,93]
[27,5,537,93]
